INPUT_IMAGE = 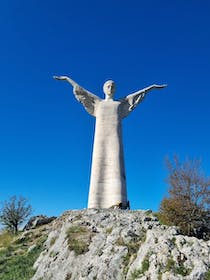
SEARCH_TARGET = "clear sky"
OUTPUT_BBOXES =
[0,0,210,217]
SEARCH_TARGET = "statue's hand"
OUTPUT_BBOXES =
[53,75,77,87]
[53,76,68,81]
[154,84,167,88]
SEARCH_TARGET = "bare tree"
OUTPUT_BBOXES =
[0,196,32,233]
[159,156,210,239]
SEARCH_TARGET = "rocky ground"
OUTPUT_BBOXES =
[31,209,210,280]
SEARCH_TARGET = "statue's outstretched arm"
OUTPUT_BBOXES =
[120,84,167,118]
[53,75,77,87]
[128,84,167,99]
[53,75,101,117]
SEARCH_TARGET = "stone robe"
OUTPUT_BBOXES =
[73,86,145,209]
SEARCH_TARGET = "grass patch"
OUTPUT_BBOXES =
[50,236,57,246]
[66,225,94,256]
[130,268,142,280]
[117,230,147,274]
[157,272,162,280]
[105,227,113,234]
[0,232,14,248]
[204,270,210,280]
[171,237,176,246]
[141,255,150,273]
[174,264,191,276]
[165,257,175,271]
[164,256,191,276]
[49,250,58,258]
[129,254,150,279]
[0,233,47,280]
[119,230,147,274]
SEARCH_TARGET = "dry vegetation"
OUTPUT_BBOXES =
[0,225,48,280]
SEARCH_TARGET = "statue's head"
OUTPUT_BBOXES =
[103,80,116,99]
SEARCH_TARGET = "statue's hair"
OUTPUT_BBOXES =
[104,80,115,86]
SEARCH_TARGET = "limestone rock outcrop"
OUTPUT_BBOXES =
[24,215,56,230]
[32,209,209,280]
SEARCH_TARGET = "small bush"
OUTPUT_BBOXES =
[159,156,210,239]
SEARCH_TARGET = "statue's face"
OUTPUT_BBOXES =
[103,80,116,98]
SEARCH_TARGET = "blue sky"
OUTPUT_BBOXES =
[0,0,210,217]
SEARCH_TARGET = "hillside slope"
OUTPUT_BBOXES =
[31,209,209,280]
[0,224,49,280]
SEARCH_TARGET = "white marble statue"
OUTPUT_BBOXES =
[54,75,166,209]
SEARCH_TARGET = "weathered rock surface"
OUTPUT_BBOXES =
[32,209,210,280]
[24,215,56,230]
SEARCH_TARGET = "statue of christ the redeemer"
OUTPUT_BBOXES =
[54,75,166,209]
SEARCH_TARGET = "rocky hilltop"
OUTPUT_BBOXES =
[31,209,209,280]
